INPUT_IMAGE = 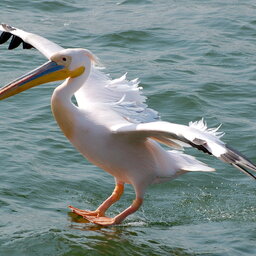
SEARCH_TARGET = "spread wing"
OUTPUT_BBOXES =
[0,24,158,123]
[111,119,256,179]
[0,24,63,59]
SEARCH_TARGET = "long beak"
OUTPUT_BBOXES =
[0,61,70,100]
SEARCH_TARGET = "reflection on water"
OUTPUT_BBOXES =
[67,211,203,256]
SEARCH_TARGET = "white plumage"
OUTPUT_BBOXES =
[0,24,255,226]
[75,66,159,123]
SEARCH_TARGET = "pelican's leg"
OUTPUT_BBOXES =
[69,182,124,218]
[86,196,143,226]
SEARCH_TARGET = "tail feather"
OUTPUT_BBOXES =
[168,150,215,172]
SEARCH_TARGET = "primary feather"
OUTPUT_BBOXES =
[0,24,63,59]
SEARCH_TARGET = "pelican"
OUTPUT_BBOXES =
[0,24,255,226]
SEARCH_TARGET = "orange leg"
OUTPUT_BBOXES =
[86,197,143,226]
[69,182,124,218]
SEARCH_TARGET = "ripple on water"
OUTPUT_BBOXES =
[1,1,256,256]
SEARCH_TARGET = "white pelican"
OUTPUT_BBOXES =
[0,24,255,226]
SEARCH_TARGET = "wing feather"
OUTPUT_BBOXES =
[0,24,63,59]
[75,66,159,123]
[111,119,256,179]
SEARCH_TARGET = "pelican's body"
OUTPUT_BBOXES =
[50,57,182,192]
[0,24,255,225]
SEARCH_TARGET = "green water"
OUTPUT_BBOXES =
[0,1,256,255]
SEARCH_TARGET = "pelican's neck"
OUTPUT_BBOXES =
[51,71,89,140]
[54,72,88,101]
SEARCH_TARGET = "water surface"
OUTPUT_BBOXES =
[0,1,256,255]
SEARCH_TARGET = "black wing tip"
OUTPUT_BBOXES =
[8,35,23,50]
[226,144,256,170]
[233,164,256,180]
[0,33,34,50]
[23,42,34,49]
[221,144,256,180]
[0,31,12,44]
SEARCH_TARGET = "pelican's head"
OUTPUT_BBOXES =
[0,48,96,100]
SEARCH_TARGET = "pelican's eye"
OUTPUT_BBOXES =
[51,54,71,67]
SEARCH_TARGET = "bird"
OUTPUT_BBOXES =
[0,24,255,226]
